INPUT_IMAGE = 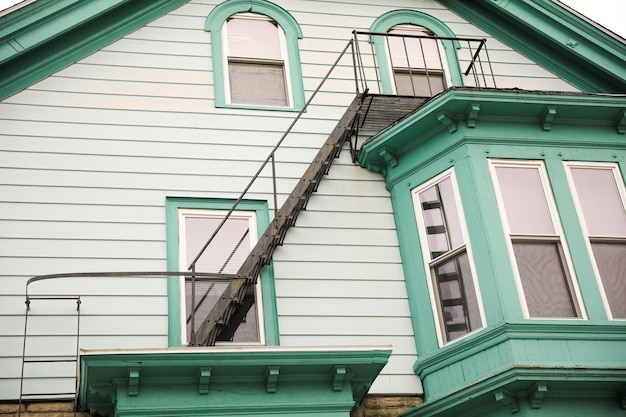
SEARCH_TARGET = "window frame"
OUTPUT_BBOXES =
[564,161,626,320]
[205,0,304,111]
[222,12,292,107]
[412,168,486,346]
[165,197,279,347]
[489,159,586,320]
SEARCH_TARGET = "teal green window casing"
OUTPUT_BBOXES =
[370,10,463,95]
[165,197,279,347]
[205,0,304,111]
[565,162,626,320]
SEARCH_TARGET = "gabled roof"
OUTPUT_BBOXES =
[0,0,625,101]
[0,0,187,100]
[438,0,626,93]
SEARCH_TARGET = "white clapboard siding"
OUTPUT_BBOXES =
[0,0,587,400]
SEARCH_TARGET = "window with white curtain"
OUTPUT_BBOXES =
[223,13,289,106]
[490,160,584,319]
[566,163,626,319]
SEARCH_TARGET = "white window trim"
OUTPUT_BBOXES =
[385,25,453,96]
[564,161,626,321]
[489,159,587,320]
[177,208,265,345]
[221,13,292,107]
[412,168,486,347]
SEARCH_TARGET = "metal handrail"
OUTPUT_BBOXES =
[187,39,359,273]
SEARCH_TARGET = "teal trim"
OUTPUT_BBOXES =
[404,321,626,417]
[438,0,626,92]
[79,347,392,417]
[165,197,279,347]
[0,0,189,100]
[369,10,463,94]
[205,0,305,111]
[359,89,626,411]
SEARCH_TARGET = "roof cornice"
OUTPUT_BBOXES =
[0,0,189,100]
[437,0,626,93]
[359,88,626,180]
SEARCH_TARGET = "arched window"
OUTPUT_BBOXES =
[371,10,463,96]
[206,0,304,110]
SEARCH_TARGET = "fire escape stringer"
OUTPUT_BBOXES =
[193,93,366,346]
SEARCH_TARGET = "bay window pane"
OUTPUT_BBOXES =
[495,166,555,235]
[570,167,626,236]
[591,242,626,319]
[434,252,482,341]
[512,242,577,318]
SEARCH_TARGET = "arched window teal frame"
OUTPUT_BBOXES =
[205,0,305,111]
[370,10,463,94]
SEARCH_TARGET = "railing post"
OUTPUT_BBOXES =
[190,264,196,346]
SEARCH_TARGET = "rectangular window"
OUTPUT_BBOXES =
[566,163,626,319]
[490,160,584,319]
[413,170,484,344]
[178,208,264,344]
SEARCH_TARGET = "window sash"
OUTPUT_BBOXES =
[566,162,626,319]
[178,209,264,344]
[490,160,584,319]
[387,25,449,96]
[222,12,291,107]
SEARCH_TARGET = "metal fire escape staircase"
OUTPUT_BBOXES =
[191,93,365,346]
[187,31,496,346]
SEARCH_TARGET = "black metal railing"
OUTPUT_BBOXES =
[352,31,496,96]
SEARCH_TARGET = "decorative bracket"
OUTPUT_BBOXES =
[437,112,457,133]
[530,382,548,409]
[199,368,211,395]
[266,366,280,393]
[128,369,140,397]
[494,389,518,414]
[616,110,626,134]
[541,106,557,131]
[466,103,480,128]
[332,366,347,391]
[379,148,398,168]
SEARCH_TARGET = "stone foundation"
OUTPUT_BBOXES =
[351,395,424,417]
[2,396,422,417]
[0,402,89,417]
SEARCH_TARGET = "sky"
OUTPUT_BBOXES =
[0,0,624,38]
